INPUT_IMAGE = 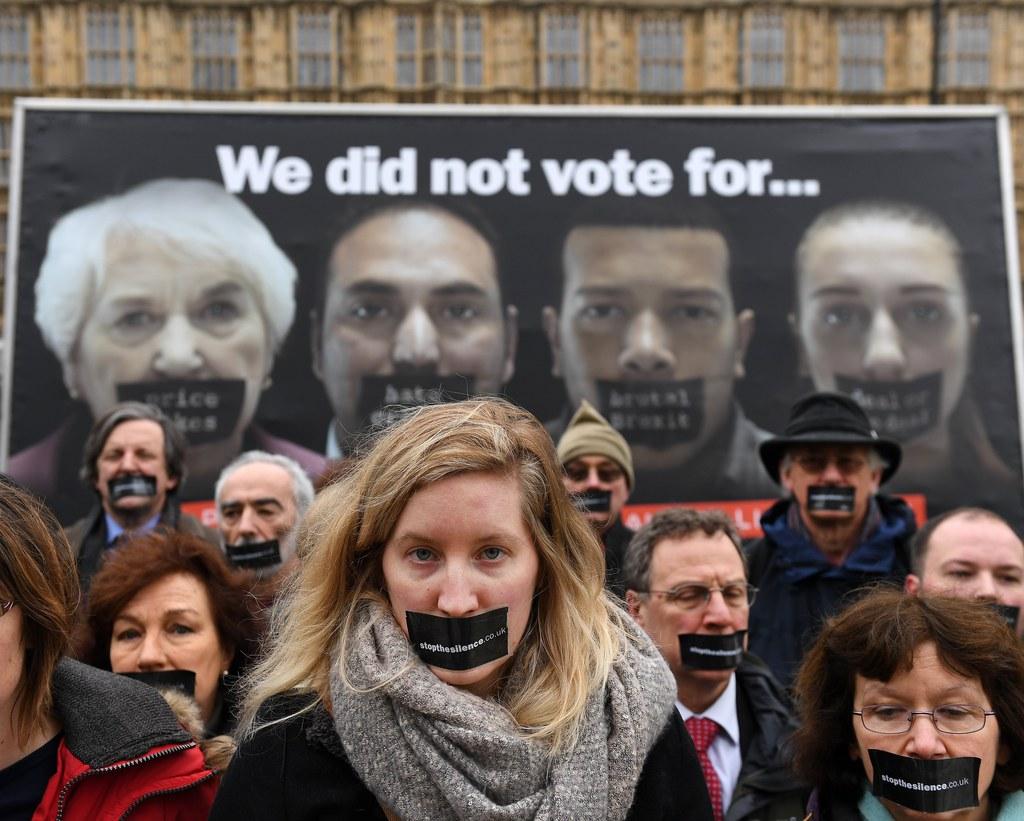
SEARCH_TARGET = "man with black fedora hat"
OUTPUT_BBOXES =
[744,391,917,687]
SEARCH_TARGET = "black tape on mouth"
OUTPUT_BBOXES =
[573,489,612,513]
[679,632,745,670]
[108,474,157,501]
[596,378,704,448]
[989,602,1021,630]
[357,373,475,431]
[406,607,509,671]
[121,669,197,699]
[225,539,281,569]
[117,379,246,446]
[837,372,942,442]
[869,749,980,813]
[807,485,856,513]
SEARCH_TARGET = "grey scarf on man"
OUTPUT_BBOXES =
[330,602,676,821]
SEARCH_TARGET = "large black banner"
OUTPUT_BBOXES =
[4,101,1022,529]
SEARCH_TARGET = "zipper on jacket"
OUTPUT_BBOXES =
[54,741,198,821]
[119,768,217,820]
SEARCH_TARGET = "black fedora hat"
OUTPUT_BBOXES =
[759,392,902,484]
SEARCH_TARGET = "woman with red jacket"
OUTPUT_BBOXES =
[0,475,217,820]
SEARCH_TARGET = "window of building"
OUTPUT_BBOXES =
[295,10,336,88]
[420,13,455,85]
[838,17,885,92]
[396,12,417,87]
[0,11,30,90]
[543,11,583,89]
[637,17,684,93]
[396,10,483,88]
[939,10,990,88]
[85,7,135,86]
[192,11,238,91]
[462,12,483,87]
[741,9,785,88]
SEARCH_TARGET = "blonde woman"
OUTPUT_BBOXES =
[211,398,712,820]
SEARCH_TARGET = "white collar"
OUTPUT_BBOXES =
[675,672,739,745]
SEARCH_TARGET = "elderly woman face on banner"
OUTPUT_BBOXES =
[791,202,978,456]
[33,178,297,487]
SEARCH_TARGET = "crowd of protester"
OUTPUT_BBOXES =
[2,389,1024,820]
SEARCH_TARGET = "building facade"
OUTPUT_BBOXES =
[1,0,1023,286]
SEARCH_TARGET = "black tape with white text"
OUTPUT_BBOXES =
[406,607,509,671]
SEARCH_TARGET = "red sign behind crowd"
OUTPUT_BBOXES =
[622,494,928,540]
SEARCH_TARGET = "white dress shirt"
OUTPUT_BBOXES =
[676,673,743,812]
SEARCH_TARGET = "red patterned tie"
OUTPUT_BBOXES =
[685,716,724,821]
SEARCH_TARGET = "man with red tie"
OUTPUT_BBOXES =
[624,508,807,821]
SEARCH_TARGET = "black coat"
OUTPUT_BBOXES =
[726,654,809,821]
[211,693,714,820]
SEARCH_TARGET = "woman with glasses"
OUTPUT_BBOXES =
[0,475,218,820]
[212,397,713,820]
[792,587,1024,820]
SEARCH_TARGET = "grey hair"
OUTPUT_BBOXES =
[214,450,315,520]
[35,178,296,365]
[80,402,187,489]
[621,508,745,596]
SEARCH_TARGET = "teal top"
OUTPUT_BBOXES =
[858,789,1024,819]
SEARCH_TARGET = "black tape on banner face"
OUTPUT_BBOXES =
[869,749,980,813]
[573,489,612,514]
[108,474,157,501]
[679,632,746,670]
[122,669,197,698]
[989,602,1021,630]
[225,539,281,569]
[357,374,474,431]
[596,379,704,448]
[406,607,509,671]
[807,485,856,513]
[117,379,246,446]
[837,372,942,442]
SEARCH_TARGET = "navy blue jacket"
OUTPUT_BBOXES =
[745,495,916,689]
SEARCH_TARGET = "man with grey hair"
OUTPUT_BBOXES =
[745,391,916,688]
[215,450,315,580]
[9,177,324,522]
[623,509,806,821]
[64,401,218,592]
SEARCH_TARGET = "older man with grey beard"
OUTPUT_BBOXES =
[215,451,315,581]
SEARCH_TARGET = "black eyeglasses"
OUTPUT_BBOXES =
[564,463,624,484]
[853,704,996,735]
[641,583,757,610]
[793,454,867,475]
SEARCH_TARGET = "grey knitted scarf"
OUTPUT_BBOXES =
[330,603,676,821]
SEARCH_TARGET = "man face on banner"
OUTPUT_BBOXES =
[543,226,754,471]
[313,207,518,443]
[793,212,977,445]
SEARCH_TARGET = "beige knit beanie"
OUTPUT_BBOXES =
[556,400,635,490]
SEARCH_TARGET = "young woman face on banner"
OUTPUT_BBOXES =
[793,212,978,444]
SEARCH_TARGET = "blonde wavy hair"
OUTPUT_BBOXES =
[239,397,626,752]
